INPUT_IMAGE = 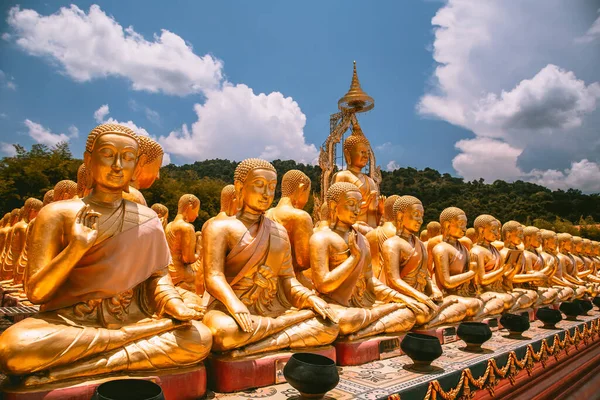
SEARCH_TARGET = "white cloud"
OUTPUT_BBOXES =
[7,5,223,96]
[528,159,600,193]
[93,104,150,136]
[419,0,600,193]
[0,70,17,90]
[159,83,318,164]
[1,33,11,41]
[376,142,392,151]
[1,142,17,156]
[68,125,79,138]
[162,153,171,166]
[24,119,69,146]
[144,108,160,125]
[386,160,400,171]
[94,104,109,123]
[576,11,600,43]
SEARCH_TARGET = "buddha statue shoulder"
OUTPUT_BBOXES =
[202,158,339,358]
[382,196,468,328]
[310,183,416,340]
[0,124,212,387]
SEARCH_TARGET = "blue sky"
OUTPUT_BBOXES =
[1,1,599,192]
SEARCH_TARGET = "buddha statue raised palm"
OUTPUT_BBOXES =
[332,133,384,233]
[366,194,399,281]
[202,158,338,358]
[556,233,587,299]
[265,170,314,289]
[431,208,504,320]
[166,194,201,292]
[151,203,169,231]
[382,196,467,328]
[520,226,559,305]
[540,230,575,302]
[0,124,212,386]
[310,183,416,340]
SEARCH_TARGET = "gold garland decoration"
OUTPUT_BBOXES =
[387,319,600,400]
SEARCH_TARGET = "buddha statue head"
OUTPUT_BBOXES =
[440,207,467,240]
[281,170,311,210]
[9,208,20,225]
[326,182,362,228]
[151,203,169,230]
[572,236,583,253]
[343,133,370,171]
[582,238,592,256]
[22,198,43,223]
[83,124,141,194]
[134,136,164,190]
[523,226,541,249]
[465,227,477,242]
[42,189,54,206]
[77,164,90,198]
[53,180,78,201]
[593,241,600,257]
[234,158,277,214]
[427,221,441,239]
[393,195,423,235]
[557,233,573,252]
[382,195,400,223]
[473,214,500,245]
[541,230,558,252]
[219,184,237,216]
[502,221,523,246]
[420,229,428,241]
[177,194,200,223]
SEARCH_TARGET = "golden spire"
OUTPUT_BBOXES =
[338,61,374,113]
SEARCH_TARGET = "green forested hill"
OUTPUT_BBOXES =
[1,143,599,238]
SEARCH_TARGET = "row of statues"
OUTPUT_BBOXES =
[0,123,599,389]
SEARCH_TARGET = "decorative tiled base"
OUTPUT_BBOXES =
[334,334,405,366]
[412,325,458,344]
[2,364,207,400]
[206,346,335,393]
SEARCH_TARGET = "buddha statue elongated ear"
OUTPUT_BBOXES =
[328,199,338,227]
[234,180,244,209]
[83,152,94,191]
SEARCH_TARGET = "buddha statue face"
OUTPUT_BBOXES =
[583,240,592,255]
[295,182,311,210]
[561,238,573,252]
[530,231,542,248]
[345,142,369,169]
[447,214,467,239]
[185,203,200,223]
[333,190,361,226]
[543,235,557,251]
[482,220,500,243]
[240,168,277,213]
[400,203,424,234]
[573,238,583,253]
[84,133,139,192]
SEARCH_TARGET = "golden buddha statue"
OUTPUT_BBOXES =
[465,227,477,243]
[53,180,78,201]
[520,226,559,305]
[420,229,428,242]
[432,208,504,320]
[0,124,212,386]
[499,221,539,310]
[166,194,201,291]
[539,230,575,302]
[556,233,587,299]
[131,136,163,191]
[151,203,169,231]
[581,239,600,289]
[202,158,338,358]
[79,163,147,206]
[427,220,472,275]
[592,241,600,274]
[42,189,54,206]
[332,133,384,233]
[0,213,13,283]
[265,170,314,289]
[310,183,416,340]
[382,196,468,328]
[366,194,400,281]
[0,208,21,283]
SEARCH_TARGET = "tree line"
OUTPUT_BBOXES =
[1,142,599,239]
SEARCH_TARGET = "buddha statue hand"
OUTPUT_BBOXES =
[164,297,204,321]
[378,194,385,217]
[72,204,101,250]
[306,294,338,323]
[349,231,362,259]
[228,298,254,333]
[430,291,443,303]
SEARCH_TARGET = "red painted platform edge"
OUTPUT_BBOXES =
[334,334,405,366]
[206,346,336,393]
[3,364,206,400]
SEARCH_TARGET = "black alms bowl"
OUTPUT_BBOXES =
[92,379,165,400]
[536,307,562,328]
[400,333,443,370]
[283,353,339,399]
[573,299,593,315]
[559,301,582,320]
[593,296,600,310]
[457,322,492,352]
[500,313,530,338]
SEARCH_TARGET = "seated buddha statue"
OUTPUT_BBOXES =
[202,158,338,358]
[0,124,212,386]
[366,194,399,281]
[166,194,201,292]
[539,230,576,302]
[592,241,600,275]
[556,233,587,299]
[573,237,599,294]
[382,196,468,328]
[432,208,504,320]
[265,170,314,289]
[0,208,21,284]
[151,203,169,231]
[331,132,384,233]
[427,220,471,275]
[310,183,416,340]
[499,221,539,310]
[520,226,559,305]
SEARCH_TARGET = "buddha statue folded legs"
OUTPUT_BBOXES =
[202,159,339,358]
[0,124,212,387]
